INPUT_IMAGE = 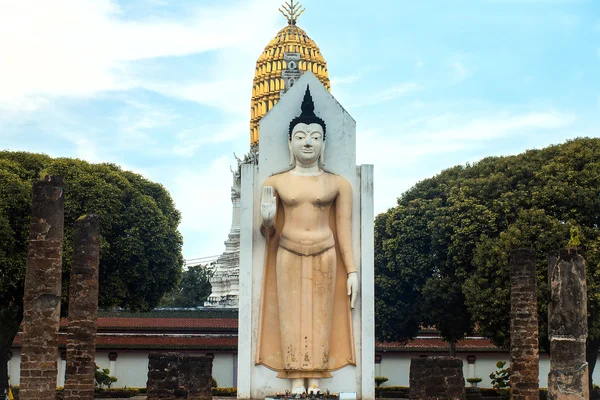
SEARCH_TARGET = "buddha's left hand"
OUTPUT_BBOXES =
[347,271,359,309]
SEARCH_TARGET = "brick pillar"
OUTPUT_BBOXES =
[64,215,101,400]
[147,353,213,400]
[19,176,65,400]
[185,356,213,400]
[547,251,588,400]
[509,249,539,400]
[409,356,466,400]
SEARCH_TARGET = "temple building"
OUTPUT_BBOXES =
[206,0,329,307]
[9,2,600,391]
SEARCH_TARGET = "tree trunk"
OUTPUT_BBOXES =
[0,306,23,394]
[449,341,456,357]
[587,338,600,394]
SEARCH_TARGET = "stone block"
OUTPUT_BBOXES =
[147,353,213,400]
[409,356,465,400]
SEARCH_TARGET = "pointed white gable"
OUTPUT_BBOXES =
[258,71,356,183]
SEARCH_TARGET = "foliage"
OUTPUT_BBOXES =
[212,377,218,388]
[466,377,482,383]
[93,388,147,398]
[212,387,237,396]
[0,151,183,392]
[375,376,389,387]
[160,264,213,307]
[374,386,409,398]
[95,364,118,389]
[489,361,510,390]
[374,138,600,381]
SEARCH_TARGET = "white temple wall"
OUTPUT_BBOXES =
[7,347,600,389]
[9,350,236,389]
[238,72,375,399]
[375,353,557,389]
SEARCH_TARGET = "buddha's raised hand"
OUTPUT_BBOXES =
[261,186,277,227]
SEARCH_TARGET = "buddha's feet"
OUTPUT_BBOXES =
[292,385,307,395]
[307,385,321,395]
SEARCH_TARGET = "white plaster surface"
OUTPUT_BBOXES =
[237,163,257,398]
[6,347,600,390]
[360,165,375,400]
[237,72,374,399]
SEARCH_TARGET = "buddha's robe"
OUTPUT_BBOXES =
[256,171,356,379]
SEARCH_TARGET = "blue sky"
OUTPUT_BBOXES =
[0,0,598,260]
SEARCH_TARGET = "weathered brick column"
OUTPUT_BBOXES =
[19,176,65,400]
[547,251,588,400]
[409,356,466,400]
[64,215,101,400]
[509,249,539,400]
[147,353,213,399]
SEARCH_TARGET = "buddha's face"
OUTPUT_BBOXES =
[290,123,324,166]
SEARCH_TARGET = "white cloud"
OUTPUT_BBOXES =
[330,73,362,86]
[446,54,476,84]
[0,0,281,112]
[172,120,248,157]
[171,157,235,257]
[348,83,422,107]
[114,103,179,148]
[489,0,587,3]
[148,79,251,116]
[356,110,576,214]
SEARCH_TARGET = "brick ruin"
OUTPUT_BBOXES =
[64,215,101,400]
[547,252,589,400]
[509,248,539,400]
[409,356,466,400]
[19,177,65,400]
[147,352,213,400]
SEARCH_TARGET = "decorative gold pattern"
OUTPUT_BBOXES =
[249,4,330,146]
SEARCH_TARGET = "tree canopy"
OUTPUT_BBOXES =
[375,137,600,378]
[0,151,184,390]
[159,264,213,307]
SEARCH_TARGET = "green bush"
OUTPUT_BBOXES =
[489,361,510,389]
[375,376,389,387]
[95,364,118,389]
[213,387,237,397]
[375,386,409,398]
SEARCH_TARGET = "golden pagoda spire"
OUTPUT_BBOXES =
[249,1,330,147]
[279,0,305,26]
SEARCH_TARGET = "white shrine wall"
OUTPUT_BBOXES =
[237,72,375,399]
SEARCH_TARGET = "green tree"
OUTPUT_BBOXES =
[160,264,213,307]
[0,151,183,392]
[375,138,600,386]
[95,364,118,389]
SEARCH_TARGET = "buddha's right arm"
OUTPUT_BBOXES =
[260,180,277,237]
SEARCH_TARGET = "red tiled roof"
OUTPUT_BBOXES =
[97,317,237,330]
[13,333,238,350]
[58,317,237,331]
[15,311,502,353]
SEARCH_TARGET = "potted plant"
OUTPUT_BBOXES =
[375,376,389,387]
[466,377,482,388]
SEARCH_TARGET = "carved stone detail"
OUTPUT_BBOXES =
[548,252,589,400]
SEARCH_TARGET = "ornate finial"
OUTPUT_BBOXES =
[279,0,305,26]
[300,85,315,116]
[288,85,326,140]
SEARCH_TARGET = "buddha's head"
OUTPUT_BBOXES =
[288,86,326,168]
